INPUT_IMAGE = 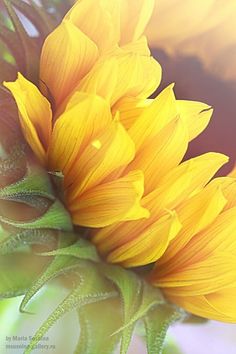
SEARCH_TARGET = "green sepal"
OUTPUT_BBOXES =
[0,163,55,200]
[0,199,72,231]
[39,238,100,262]
[24,262,118,354]
[144,304,185,354]
[75,298,122,354]
[0,229,57,255]
[0,253,49,298]
[102,265,164,354]
[19,232,76,313]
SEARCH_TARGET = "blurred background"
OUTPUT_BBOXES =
[148,0,236,176]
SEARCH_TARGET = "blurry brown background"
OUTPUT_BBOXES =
[147,0,236,175]
[153,48,236,175]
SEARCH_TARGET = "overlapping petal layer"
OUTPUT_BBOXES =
[149,177,236,322]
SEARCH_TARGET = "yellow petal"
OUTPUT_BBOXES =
[126,116,189,195]
[156,181,227,267]
[48,92,112,176]
[120,0,155,44]
[154,253,236,296]
[113,97,151,130]
[76,57,119,105]
[128,84,177,151]
[156,206,236,281]
[121,36,151,55]
[158,152,229,196]
[93,153,228,251]
[209,176,236,211]
[40,20,98,106]
[165,293,236,323]
[66,119,135,201]
[71,170,149,227]
[177,100,213,141]
[4,73,52,164]
[77,53,162,106]
[65,0,118,53]
[206,287,236,322]
[107,211,181,267]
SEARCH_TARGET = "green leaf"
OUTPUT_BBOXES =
[75,298,122,354]
[19,233,76,313]
[24,262,118,354]
[39,238,100,262]
[0,199,73,231]
[144,304,185,354]
[0,253,48,298]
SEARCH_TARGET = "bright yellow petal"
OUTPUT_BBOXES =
[71,170,149,227]
[40,20,98,106]
[65,0,118,53]
[4,73,52,164]
[121,36,151,55]
[206,287,236,322]
[113,97,151,130]
[93,153,228,251]
[156,206,236,281]
[126,116,189,195]
[177,100,213,141]
[209,176,236,211]
[120,0,155,44]
[66,119,135,201]
[154,253,236,296]
[128,84,177,151]
[158,152,229,197]
[165,293,236,323]
[77,53,162,106]
[48,92,112,176]
[156,181,227,268]
[107,211,181,267]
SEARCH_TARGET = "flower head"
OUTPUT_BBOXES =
[4,0,215,240]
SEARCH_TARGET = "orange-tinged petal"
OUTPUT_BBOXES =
[156,181,227,267]
[71,170,149,227]
[48,93,112,176]
[153,253,236,296]
[166,293,236,323]
[107,211,181,267]
[156,206,236,282]
[4,73,52,164]
[40,20,98,106]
